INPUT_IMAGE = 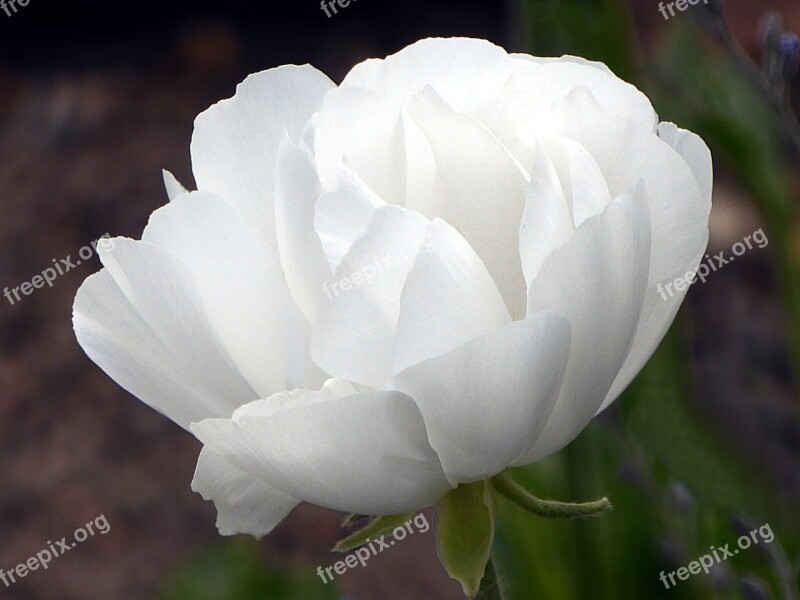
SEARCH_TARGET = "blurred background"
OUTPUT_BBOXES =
[0,0,798,598]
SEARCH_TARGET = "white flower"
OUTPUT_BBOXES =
[73,38,711,538]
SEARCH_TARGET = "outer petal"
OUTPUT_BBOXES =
[597,124,713,412]
[191,379,452,515]
[532,88,709,295]
[191,65,335,252]
[162,169,188,201]
[192,447,300,538]
[391,312,571,484]
[519,187,652,463]
[506,55,657,131]
[73,239,258,430]
[516,90,710,421]
[142,192,304,398]
[656,122,713,206]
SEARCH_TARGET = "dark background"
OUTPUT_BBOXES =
[1,1,798,599]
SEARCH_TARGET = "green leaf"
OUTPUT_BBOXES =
[333,512,418,553]
[435,481,496,598]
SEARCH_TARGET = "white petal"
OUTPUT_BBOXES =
[540,135,613,226]
[519,187,652,463]
[314,165,386,273]
[406,87,529,319]
[507,55,657,131]
[393,219,511,374]
[311,206,429,388]
[314,85,407,205]
[518,139,574,286]
[192,447,300,538]
[274,132,331,323]
[162,169,189,201]
[312,204,512,387]
[537,90,711,417]
[142,192,320,398]
[391,312,571,483]
[192,380,452,515]
[657,122,713,206]
[191,65,334,252]
[542,88,709,290]
[73,239,258,430]
[596,124,713,412]
[340,37,515,115]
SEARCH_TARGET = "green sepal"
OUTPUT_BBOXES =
[434,481,496,598]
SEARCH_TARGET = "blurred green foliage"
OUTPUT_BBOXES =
[156,538,341,600]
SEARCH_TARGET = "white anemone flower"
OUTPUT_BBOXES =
[73,38,711,541]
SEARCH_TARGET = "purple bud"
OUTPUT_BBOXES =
[779,33,800,58]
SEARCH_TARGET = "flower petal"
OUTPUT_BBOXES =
[596,123,713,412]
[517,89,710,420]
[314,85,407,205]
[192,447,300,538]
[340,37,515,114]
[393,219,511,374]
[507,55,657,130]
[311,206,429,388]
[518,138,574,287]
[274,132,331,323]
[73,239,258,429]
[191,379,452,515]
[519,186,652,463]
[162,169,189,201]
[312,204,511,387]
[142,192,325,397]
[191,65,334,251]
[657,122,713,206]
[314,165,386,273]
[405,87,529,319]
[391,312,571,483]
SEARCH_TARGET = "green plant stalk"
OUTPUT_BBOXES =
[476,559,507,600]
[490,473,611,519]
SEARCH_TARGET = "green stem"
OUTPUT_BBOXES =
[490,473,612,519]
[476,558,506,600]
